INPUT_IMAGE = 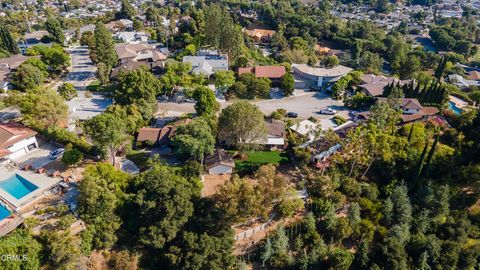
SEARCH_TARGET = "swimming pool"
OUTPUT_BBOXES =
[448,101,464,115]
[0,174,38,200]
[0,204,10,221]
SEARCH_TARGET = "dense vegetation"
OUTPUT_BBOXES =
[0,0,479,269]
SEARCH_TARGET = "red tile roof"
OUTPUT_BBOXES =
[0,123,36,149]
[238,66,286,79]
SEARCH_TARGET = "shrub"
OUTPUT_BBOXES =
[58,83,77,101]
[61,148,84,167]
[333,115,347,125]
[41,126,93,155]
[278,195,304,218]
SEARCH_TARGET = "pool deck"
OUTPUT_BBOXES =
[449,95,468,109]
[0,167,61,211]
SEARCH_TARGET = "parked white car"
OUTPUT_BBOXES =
[318,108,337,115]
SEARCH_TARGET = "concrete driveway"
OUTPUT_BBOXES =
[12,143,58,170]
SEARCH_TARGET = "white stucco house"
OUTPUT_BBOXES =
[0,123,38,163]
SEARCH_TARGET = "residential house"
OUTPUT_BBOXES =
[0,55,34,91]
[0,123,38,162]
[182,52,228,77]
[263,118,286,149]
[115,31,149,44]
[119,19,134,29]
[289,119,319,141]
[110,61,151,78]
[359,74,410,97]
[467,70,480,81]
[136,118,192,146]
[105,19,133,33]
[238,66,286,84]
[292,64,353,88]
[357,97,439,124]
[205,149,235,175]
[245,28,275,43]
[218,118,285,149]
[114,43,167,74]
[313,143,341,171]
[447,74,480,89]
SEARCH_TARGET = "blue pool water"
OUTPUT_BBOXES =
[448,101,464,115]
[0,174,38,200]
[0,204,10,221]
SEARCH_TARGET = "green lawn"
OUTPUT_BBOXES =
[232,150,289,174]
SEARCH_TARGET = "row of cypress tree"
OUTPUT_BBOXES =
[383,80,448,106]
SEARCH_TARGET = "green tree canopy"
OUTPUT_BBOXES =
[83,112,129,164]
[61,148,83,167]
[214,70,235,92]
[0,229,42,270]
[117,0,136,20]
[6,88,68,128]
[280,73,295,96]
[10,64,45,91]
[171,117,215,162]
[0,26,20,54]
[78,163,130,249]
[218,101,267,149]
[45,16,65,44]
[192,86,220,116]
[114,67,161,120]
[135,163,195,249]
[93,22,117,67]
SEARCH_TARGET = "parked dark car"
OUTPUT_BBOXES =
[287,112,298,118]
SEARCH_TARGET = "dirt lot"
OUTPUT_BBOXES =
[201,174,231,197]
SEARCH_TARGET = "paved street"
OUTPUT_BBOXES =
[158,89,350,120]
[252,90,349,119]
[65,46,97,91]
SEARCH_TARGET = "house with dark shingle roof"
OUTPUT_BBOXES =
[205,149,235,175]
[136,118,193,146]
[358,74,410,97]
